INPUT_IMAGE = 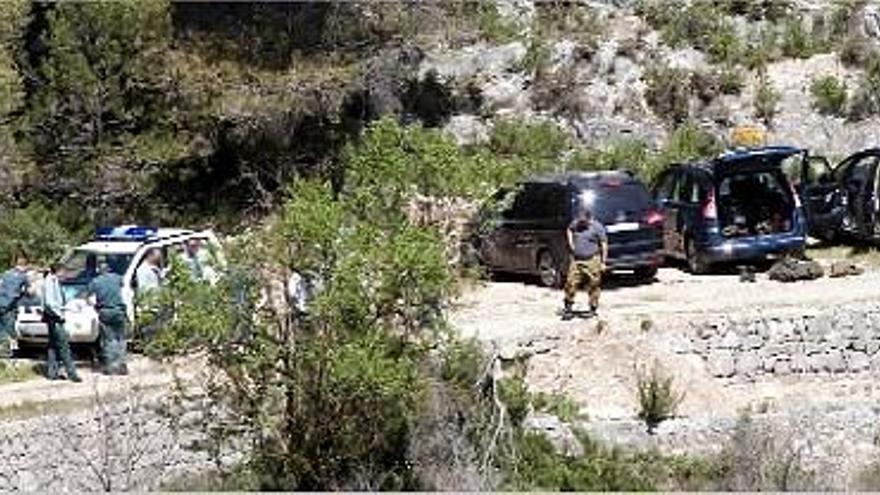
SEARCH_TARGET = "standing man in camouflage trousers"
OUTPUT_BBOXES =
[562,207,607,321]
[87,262,128,375]
[0,252,29,358]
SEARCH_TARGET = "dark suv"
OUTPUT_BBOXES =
[653,147,808,273]
[473,171,664,287]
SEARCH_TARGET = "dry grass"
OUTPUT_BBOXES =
[807,244,880,268]
[0,360,38,385]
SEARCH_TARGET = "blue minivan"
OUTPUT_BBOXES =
[652,147,809,273]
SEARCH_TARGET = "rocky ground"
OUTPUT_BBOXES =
[0,356,225,491]
[452,253,880,489]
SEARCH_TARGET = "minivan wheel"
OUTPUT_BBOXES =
[634,265,658,282]
[686,238,709,275]
[537,250,562,288]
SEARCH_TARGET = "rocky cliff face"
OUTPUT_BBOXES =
[416,1,880,159]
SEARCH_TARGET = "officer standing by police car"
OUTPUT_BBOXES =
[87,261,128,375]
[43,262,81,382]
[0,251,30,358]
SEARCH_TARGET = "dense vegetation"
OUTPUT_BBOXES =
[3,1,862,490]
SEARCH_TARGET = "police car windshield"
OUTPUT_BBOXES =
[60,250,133,287]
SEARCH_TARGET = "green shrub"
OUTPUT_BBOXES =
[505,430,718,491]
[570,123,721,183]
[533,2,603,51]
[849,56,880,120]
[719,65,745,95]
[840,35,877,68]
[532,392,582,422]
[707,19,742,65]
[743,28,781,72]
[568,139,651,176]
[810,75,848,116]
[645,65,693,124]
[477,3,520,43]
[635,361,685,433]
[0,203,84,266]
[754,74,781,126]
[780,16,813,59]
[488,118,571,168]
[640,0,721,51]
[657,122,723,173]
[498,372,532,428]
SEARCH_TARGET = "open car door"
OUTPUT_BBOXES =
[798,154,844,241]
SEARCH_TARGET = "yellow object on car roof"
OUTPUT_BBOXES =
[731,125,766,148]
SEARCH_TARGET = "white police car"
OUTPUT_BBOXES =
[15,226,224,346]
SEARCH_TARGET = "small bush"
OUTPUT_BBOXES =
[640,0,722,52]
[707,19,742,65]
[810,75,848,116]
[754,74,781,126]
[659,122,723,166]
[533,2,603,51]
[477,3,520,43]
[568,139,651,176]
[488,118,571,165]
[719,65,745,95]
[635,360,685,433]
[533,392,582,423]
[743,28,781,72]
[780,16,813,59]
[840,35,877,68]
[498,372,532,428]
[849,56,880,120]
[645,65,693,124]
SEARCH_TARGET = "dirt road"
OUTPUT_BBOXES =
[451,262,880,420]
[452,266,880,343]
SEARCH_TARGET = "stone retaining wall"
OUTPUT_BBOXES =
[679,303,880,379]
[0,391,237,492]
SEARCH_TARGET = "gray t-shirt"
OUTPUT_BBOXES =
[569,218,607,260]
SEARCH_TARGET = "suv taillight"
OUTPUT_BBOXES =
[702,190,718,220]
[644,209,664,226]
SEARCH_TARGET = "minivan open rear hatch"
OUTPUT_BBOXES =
[716,163,798,238]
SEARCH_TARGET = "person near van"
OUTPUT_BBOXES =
[42,262,81,382]
[87,262,128,375]
[136,249,163,293]
[182,239,204,281]
[0,252,30,358]
[562,207,607,320]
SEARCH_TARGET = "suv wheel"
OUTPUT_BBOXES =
[686,238,709,275]
[634,265,658,282]
[537,250,561,288]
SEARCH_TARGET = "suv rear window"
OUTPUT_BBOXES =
[577,181,652,223]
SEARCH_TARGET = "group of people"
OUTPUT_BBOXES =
[0,237,211,384]
[0,252,127,381]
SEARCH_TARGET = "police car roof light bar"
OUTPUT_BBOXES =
[95,225,159,241]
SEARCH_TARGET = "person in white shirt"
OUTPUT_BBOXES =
[136,249,163,294]
[42,262,80,382]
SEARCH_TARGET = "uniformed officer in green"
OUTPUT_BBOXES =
[87,261,128,375]
[0,252,30,358]
[43,262,81,381]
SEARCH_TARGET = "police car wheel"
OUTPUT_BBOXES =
[537,251,560,288]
